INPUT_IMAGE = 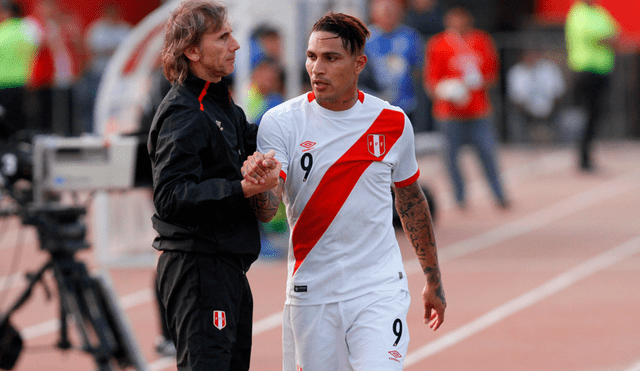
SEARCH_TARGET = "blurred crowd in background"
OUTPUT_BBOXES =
[2,0,639,224]
[0,0,134,138]
[1,0,639,144]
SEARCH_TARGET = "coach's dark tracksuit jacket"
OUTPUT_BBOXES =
[148,73,261,271]
[148,73,260,369]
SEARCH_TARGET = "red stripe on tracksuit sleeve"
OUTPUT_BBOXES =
[198,81,210,111]
[290,109,405,275]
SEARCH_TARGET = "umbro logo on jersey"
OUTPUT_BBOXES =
[389,350,403,362]
[300,141,316,152]
[216,120,224,131]
[213,310,226,330]
[367,134,386,157]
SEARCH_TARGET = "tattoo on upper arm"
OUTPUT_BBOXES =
[394,183,435,248]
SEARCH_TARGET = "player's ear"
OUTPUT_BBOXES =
[354,54,367,75]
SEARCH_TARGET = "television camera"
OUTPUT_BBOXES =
[0,131,150,371]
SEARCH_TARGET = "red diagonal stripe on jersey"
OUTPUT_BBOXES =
[290,109,405,275]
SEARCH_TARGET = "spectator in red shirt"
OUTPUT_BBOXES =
[424,5,509,210]
[25,0,85,135]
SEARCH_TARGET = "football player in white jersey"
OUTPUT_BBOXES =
[243,12,445,371]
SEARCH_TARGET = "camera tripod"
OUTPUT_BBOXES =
[0,205,149,371]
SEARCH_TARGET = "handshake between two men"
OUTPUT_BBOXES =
[240,151,283,224]
[240,150,281,198]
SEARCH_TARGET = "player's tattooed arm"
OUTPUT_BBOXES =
[394,182,446,330]
[393,183,439,279]
[250,178,284,223]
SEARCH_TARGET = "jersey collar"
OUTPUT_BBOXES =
[306,90,365,104]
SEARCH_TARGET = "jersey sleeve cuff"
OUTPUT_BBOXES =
[394,169,420,188]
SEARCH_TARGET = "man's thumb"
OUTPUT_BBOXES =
[264,150,276,160]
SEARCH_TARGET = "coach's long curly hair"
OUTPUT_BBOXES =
[162,0,227,84]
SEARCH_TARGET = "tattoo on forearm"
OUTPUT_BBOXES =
[424,266,446,304]
[250,179,284,222]
[394,183,445,303]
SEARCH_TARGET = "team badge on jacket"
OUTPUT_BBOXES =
[213,310,226,330]
[368,134,386,157]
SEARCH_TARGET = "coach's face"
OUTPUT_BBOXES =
[306,30,366,111]
[185,19,240,83]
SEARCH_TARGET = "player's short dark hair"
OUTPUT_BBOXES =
[162,0,227,84]
[311,12,370,56]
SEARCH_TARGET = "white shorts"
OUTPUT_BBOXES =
[282,289,411,371]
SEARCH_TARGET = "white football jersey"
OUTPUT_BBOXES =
[257,91,420,305]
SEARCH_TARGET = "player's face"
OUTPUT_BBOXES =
[185,20,240,82]
[306,30,366,111]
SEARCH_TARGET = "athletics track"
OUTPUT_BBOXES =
[1,140,639,371]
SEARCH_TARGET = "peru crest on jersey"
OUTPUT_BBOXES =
[367,134,386,157]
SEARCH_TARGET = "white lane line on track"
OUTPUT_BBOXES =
[404,234,640,368]
[147,310,286,370]
[405,168,640,276]
[252,312,283,336]
[438,168,640,262]
[19,287,274,370]
[148,357,176,371]
[19,285,277,341]
[432,150,573,211]
[622,357,640,371]
[21,289,154,340]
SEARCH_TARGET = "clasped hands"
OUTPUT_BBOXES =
[241,150,281,198]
